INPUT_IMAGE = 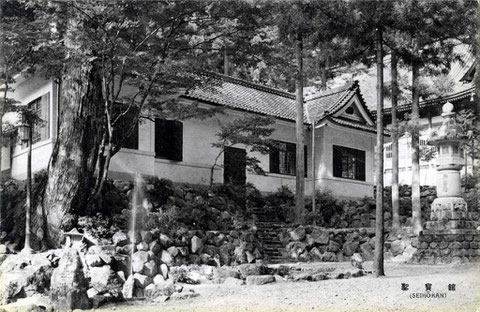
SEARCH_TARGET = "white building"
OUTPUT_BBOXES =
[1,73,381,199]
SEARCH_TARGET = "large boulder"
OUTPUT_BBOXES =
[131,251,149,273]
[159,250,174,266]
[191,236,204,254]
[311,229,329,245]
[343,241,359,257]
[50,249,90,310]
[350,253,364,269]
[245,275,275,285]
[238,263,268,279]
[122,275,135,299]
[89,265,113,293]
[390,240,406,257]
[142,260,158,277]
[290,226,306,241]
[112,231,129,246]
[0,252,54,305]
[360,242,374,261]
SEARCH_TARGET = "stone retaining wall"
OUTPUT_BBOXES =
[409,233,480,264]
[279,226,417,263]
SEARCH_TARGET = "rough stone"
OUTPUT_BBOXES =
[167,246,179,258]
[213,267,240,279]
[290,226,306,241]
[360,242,374,261]
[322,252,337,262]
[191,236,204,254]
[85,254,104,267]
[0,253,53,305]
[149,241,162,255]
[132,251,149,273]
[137,242,150,252]
[390,240,406,257]
[343,241,359,257]
[50,249,90,310]
[311,229,330,245]
[160,250,174,265]
[89,265,112,293]
[159,234,173,248]
[141,231,154,244]
[160,264,169,280]
[122,275,135,299]
[142,260,158,277]
[327,240,340,252]
[245,275,275,285]
[350,253,363,269]
[112,231,129,247]
[238,263,268,279]
[133,273,153,289]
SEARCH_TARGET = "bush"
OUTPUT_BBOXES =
[145,177,175,209]
[462,174,478,190]
[144,205,180,233]
[78,212,127,240]
[306,188,343,226]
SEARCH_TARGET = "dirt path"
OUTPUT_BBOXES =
[98,262,480,312]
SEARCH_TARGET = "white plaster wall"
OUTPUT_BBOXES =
[315,121,376,199]
[1,146,11,172]
[7,77,56,180]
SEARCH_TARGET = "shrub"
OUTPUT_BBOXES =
[144,205,180,233]
[306,188,343,226]
[78,212,127,240]
[145,177,175,209]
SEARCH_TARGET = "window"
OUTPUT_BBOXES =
[269,141,307,176]
[112,104,138,150]
[155,119,183,161]
[385,143,392,159]
[333,145,365,181]
[30,93,50,144]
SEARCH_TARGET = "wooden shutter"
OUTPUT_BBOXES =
[155,119,166,158]
[269,146,279,173]
[155,119,182,161]
[170,121,183,161]
[304,145,307,177]
[332,145,342,178]
[356,150,366,181]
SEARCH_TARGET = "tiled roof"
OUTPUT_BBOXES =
[183,73,368,126]
[377,86,475,117]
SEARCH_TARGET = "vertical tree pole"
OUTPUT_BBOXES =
[311,121,316,225]
[391,50,401,232]
[374,27,385,277]
[411,38,423,235]
[295,31,305,224]
[22,116,33,254]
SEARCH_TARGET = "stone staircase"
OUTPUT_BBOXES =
[252,208,288,263]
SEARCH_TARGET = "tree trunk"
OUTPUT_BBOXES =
[411,42,423,235]
[39,60,104,247]
[391,50,401,233]
[373,27,385,277]
[295,31,305,224]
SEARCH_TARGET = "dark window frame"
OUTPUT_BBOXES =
[155,118,183,161]
[332,145,365,181]
[269,140,307,176]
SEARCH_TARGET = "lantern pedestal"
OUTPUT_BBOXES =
[409,102,479,264]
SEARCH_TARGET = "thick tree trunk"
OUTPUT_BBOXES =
[373,27,385,277]
[411,46,423,235]
[391,50,401,233]
[36,60,104,247]
[295,31,305,224]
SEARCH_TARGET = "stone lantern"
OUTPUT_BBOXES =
[424,102,476,234]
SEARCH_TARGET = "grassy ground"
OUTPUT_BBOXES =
[97,261,480,312]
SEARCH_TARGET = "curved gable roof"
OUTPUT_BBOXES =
[183,73,373,131]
